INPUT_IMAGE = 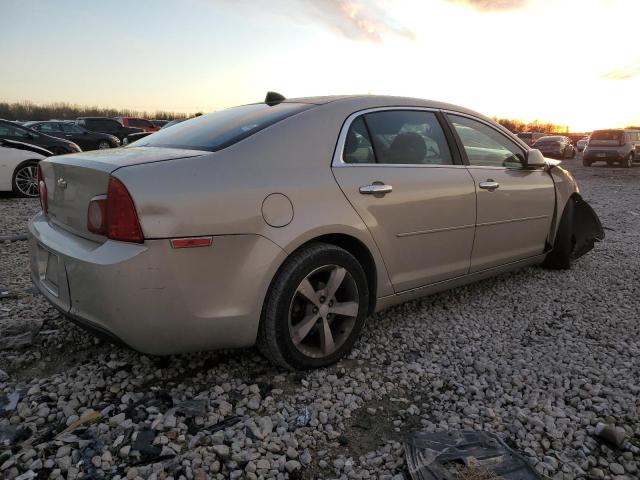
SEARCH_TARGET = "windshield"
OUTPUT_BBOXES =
[136,102,313,151]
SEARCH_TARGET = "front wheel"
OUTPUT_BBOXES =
[624,153,634,168]
[12,160,39,198]
[97,140,111,150]
[257,243,369,370]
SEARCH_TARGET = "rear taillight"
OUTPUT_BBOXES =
[106,177,144,243]
[37,164,48,214]
[87,177,144,243]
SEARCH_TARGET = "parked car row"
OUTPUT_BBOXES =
[0,116,180,197]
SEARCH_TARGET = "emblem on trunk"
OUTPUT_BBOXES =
[57,178,68,189]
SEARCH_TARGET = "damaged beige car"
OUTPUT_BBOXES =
[29,93,604,369]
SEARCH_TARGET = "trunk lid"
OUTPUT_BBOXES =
[40,147,206,240]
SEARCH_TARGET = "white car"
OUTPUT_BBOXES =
[577,137,589,152]
[0,139,50,197]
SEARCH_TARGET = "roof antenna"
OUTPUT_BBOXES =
[265,91,285,106]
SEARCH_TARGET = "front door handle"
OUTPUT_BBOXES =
[359,183,393,195]
[479,180,499,192]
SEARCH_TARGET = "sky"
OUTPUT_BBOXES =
[1,0,639,131]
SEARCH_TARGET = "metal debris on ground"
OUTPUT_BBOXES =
[404,431,540,480]
[55,411,102,439]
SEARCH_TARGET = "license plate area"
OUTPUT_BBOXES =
[38,244,60,297]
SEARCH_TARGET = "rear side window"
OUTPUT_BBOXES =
[35,123,62,133]
[138,103,313,151]
[343,110,453,165]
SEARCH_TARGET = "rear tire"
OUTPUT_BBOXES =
[544,198,575,270]
[582,158,591,167]
[12,160,39,198]
[257,243,369,370]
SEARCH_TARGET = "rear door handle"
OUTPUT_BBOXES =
[479,180,499,191]
[359,184,393,195]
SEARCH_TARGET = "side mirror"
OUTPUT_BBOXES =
[526,149,546,167]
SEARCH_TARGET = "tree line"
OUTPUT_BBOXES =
[494,117,573,134]
[0,101,194,121]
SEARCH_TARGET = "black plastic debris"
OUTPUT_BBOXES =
[175,399,207,417]
[207,415,241,433]
[404,431,540,480]
[132,428,160,458]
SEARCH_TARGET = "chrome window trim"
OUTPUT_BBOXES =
[332,106,462,168]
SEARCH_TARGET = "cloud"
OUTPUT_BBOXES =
[445,0,529,11]
[220,0,414,43]
[301,0,415,42]
[601,59,640,80]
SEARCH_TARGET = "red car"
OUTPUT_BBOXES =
[115,117,160,133]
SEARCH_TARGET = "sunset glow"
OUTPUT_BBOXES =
[1,0,639,131]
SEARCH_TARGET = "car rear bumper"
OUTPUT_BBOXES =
[583,150,624,161]
[29,213,287,355]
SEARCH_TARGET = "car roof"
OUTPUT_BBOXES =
[77,117,117,120]
[283,94,480,114]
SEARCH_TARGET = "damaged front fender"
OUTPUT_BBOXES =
[572,194,605,259]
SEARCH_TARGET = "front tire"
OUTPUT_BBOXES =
[257,243,369,370]
[624,153,634,168]
[97,140,111,150]
[544,198,575,270]
[12,160,39,198]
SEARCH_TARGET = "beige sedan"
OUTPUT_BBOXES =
[29,94,604,369]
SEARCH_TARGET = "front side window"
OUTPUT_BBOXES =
[61,123,83,134]
[342,110,453,165]
[449,115,525,168]
[138,102,313,151]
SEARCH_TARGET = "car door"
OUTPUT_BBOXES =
[446,113,555,272]
[0,144,28,191]
[332,109,477,293]
[60,123,91,150]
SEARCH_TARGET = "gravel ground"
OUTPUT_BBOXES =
[1,159,639,480]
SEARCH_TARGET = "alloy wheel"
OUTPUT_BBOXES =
[288,264,359,359]
[98,141,111,149]
[14,164,39,197]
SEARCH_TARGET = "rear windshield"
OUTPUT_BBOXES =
[591,130,623,142]
[136,102,313,151]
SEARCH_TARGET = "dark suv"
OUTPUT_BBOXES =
[76,117,143,141]
[583,129,640,168]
